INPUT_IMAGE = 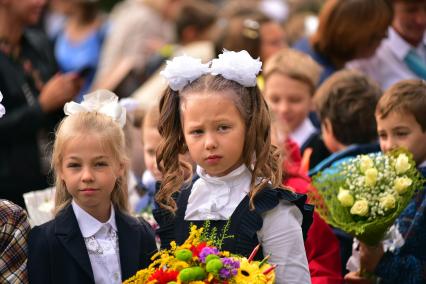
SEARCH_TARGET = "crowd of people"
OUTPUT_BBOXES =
[1,0,426,283]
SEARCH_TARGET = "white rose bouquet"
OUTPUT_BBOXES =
[311,149,424,245]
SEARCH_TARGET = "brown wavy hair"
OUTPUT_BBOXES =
[156,74,282,212]
[51,112,129,216]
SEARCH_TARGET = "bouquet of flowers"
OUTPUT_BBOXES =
[124,222,276,284]
[311,149,424,245]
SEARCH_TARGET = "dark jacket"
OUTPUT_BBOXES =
[27,204,157,284]
[0,29,61,207]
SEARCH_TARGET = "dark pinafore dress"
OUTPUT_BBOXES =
[153,180,314,261]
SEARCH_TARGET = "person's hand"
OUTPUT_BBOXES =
[359,241,384,273]
[38,73,82,112]
[344,271,375,284]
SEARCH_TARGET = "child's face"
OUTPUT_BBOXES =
[60,135,124,214]
[142,126,162,180]
[376,111,426,165]
[264,73,312,133]
[181,92,246,177]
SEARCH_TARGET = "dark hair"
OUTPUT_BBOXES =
[314,69,381,145]
[156,74,282,212]
[376,79,426,131]
[214,12,272,58]
[311,0,392,67]
[175,0,217,42]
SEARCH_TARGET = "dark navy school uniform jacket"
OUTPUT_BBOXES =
[27,204,157,284]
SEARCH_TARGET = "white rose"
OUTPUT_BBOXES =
[379,194,396,210]
[350,199,369,216]
[395,154,411,174]
[393,176,413,194]
[337,188,354,207]
[359,155,374,173]
[365,168,378,187]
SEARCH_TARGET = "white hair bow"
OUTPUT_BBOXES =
[0,91,5,118]
[160,50,262,91]
[64,90,127,127]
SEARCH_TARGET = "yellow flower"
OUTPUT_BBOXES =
[365,168,378,187]
[395,153,411,174]
[394,176,413,194]
[234,258,274,284]
[350,199,369,216]
[359,155,374,173]
[379,194,396,210]
[337,188,354,207]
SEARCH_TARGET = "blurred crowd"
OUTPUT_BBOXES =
[1,0,426,283]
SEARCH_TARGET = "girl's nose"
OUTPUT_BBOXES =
[81,167,94,182]
[204,133,217,150]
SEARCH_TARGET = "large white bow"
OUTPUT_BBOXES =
[64,90,126,127]
[160,50,262,91]
[0,91,5,118]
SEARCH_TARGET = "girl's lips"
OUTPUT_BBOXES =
[80,188,98,194]
[206,155,222,164]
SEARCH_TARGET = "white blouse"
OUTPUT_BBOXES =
[72,201,122,284]
[185,165,311,284]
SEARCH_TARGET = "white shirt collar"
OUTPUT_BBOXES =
[388,27,420,60]
[419,160,426,168]
[289,117,316,148]
[72,200,117,238]
[185,164,251,220]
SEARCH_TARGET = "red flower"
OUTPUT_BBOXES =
[190,242,208,257]
[148,269,178,284]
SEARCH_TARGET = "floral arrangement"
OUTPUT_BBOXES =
[124,222,276,284]
[311,149,424,245]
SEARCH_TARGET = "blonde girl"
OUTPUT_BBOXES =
[27,90,157,284]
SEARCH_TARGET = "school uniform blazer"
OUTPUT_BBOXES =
[27,204,157,284]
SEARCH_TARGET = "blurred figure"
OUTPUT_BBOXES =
[216,11,286,63]
[349,0,426,89]
[0,0,81,208]
[54,0,108,102]
[93,0,182,97]
[293,0,392,84]
[132,0,217,110]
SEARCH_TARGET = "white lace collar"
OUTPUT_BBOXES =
[72,200,117,238]
[185,164,252,220]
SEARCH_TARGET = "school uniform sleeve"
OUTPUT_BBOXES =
[375,252,425,284]
[27,225,52,284]
[257,200,311,284]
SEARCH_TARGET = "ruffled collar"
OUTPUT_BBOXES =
[185,164,251,220]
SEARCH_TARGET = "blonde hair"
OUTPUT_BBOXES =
[263,47,323,94]
[156,74,282,212]
[52,112,130,215]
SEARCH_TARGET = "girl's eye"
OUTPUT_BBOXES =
[378,133,387,139]
[190,129,203,136]
[218,125,231,132]
[95,162,108,167]
[67,163,80,168]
